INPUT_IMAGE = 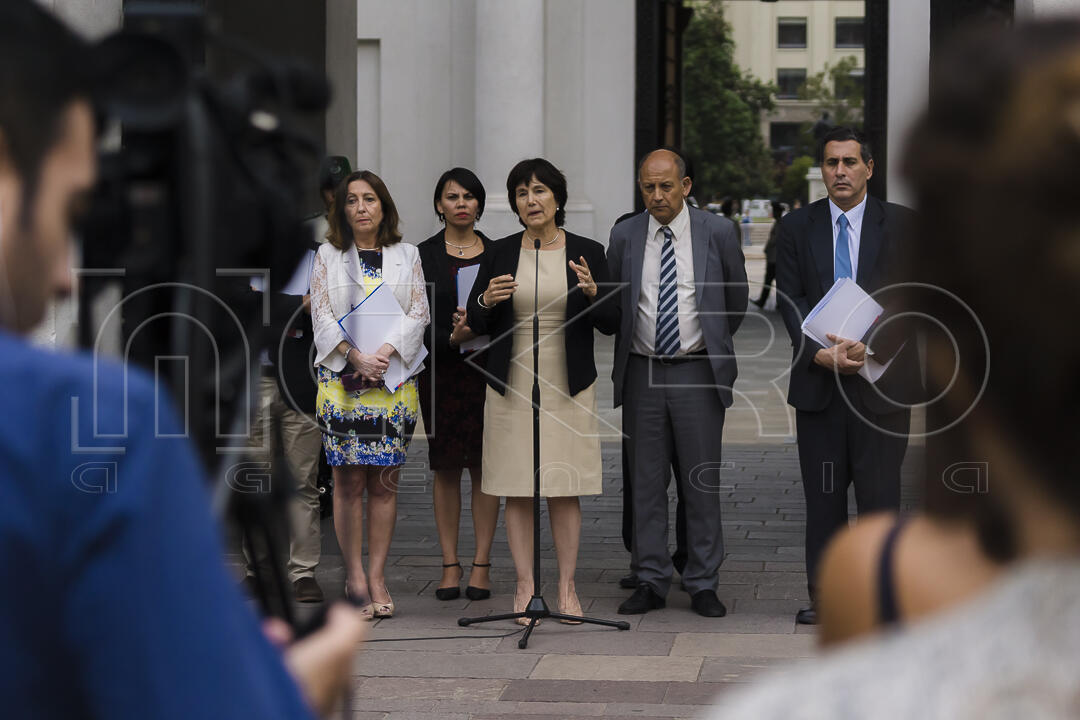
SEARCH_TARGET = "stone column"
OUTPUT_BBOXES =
[475,0,545,239]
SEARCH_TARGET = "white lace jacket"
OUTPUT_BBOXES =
[310,240,430,373]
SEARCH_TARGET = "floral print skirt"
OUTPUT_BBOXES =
[316,366,419,466]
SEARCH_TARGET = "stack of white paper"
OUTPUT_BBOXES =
[338,283,428,392]
[454,264,490,353]
[801,277,898,384]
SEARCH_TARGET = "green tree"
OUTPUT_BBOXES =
[683,0,777,202]
[781,155,814,205]
[797,55,864,128]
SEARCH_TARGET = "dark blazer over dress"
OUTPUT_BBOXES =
[465,230,619,395]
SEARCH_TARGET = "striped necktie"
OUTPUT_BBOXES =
[654,226,681,356]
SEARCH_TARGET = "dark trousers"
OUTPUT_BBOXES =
[796,385,910,598]
[621,440,688,572]
[625,355,727,596]
[755,262,776,305]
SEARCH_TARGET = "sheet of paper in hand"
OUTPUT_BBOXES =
[338,283,427,392]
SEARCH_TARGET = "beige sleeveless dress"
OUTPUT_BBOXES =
[481,246,602,497]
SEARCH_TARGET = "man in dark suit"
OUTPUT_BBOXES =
[776,127,917,625]
[607,149,748,617]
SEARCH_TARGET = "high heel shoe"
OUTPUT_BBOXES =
[435,562,462,601]
[465,562,492,601]
[558,591,584,625]
[514,586,538,626]
[345,583,374,620]
[372,590,394,619]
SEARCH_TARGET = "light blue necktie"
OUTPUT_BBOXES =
[655,226,681,356]
[834,213,852,282]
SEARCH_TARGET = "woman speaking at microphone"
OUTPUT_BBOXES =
[311,170,430,619]
[466,158,617,623]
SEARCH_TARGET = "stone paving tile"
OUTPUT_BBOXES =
[662,681,733,705]
[494,626,675,655]
[636,612,795,634]
[354,650,539,679]
[499,679,668,704]
[698,656,805,683]
[670,633,816,658]
[355,677,507,702]
[530,654,703,682]
[605,702,706,718]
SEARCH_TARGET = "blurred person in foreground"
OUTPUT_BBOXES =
[0,3,366,717]
[708,20,1080,718]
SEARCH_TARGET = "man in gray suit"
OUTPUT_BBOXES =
[607,149,748,617]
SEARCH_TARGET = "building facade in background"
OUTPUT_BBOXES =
[723,0,865,161]
[327,0,637,244]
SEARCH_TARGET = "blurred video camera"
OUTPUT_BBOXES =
[79,1,329,464]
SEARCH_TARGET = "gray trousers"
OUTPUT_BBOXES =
[624,355,727,596]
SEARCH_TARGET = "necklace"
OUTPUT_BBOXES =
[528,229,560,248]
[444,233,480,256]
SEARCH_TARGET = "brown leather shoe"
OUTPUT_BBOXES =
[293,576,325,604]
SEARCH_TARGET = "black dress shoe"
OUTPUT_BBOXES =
[618,573,638,589]
[617,583,665,614]
[690,590,727,618]
[796,606,818,625]
[293,576,324,604]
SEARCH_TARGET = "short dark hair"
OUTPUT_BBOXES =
[433,167,486,222]
[636,147,689,181]
[0,1,90,223]
[506,158,568,227]
[318,156,352,195]
[820,126,873,164]
[329,170,402,250]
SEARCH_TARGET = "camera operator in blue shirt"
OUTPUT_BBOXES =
[0,3,366,717]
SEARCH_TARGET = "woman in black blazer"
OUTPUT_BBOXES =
[465,158,617,623]
[417,168,500,603]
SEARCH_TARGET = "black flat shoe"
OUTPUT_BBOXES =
[618,573,638,589]
[435,562,462,601]
[690,590,727,618]
[465,562,492,601]
[617,583,666,614]
[796,606,818,625]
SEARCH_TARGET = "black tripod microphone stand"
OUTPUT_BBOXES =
[458,235,630,648]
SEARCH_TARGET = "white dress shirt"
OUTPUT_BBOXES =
[631,202,705,355]
[828,194,867,281]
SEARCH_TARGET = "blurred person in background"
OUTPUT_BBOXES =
[0,2,366,717]
[709,19,1080,718]
[750,201,783,309]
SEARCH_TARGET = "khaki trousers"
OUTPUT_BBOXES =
[244,375,323,582]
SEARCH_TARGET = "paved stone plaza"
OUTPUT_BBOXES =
[228,241,923,719]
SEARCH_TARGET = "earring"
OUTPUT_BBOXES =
[437,212,445,223]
